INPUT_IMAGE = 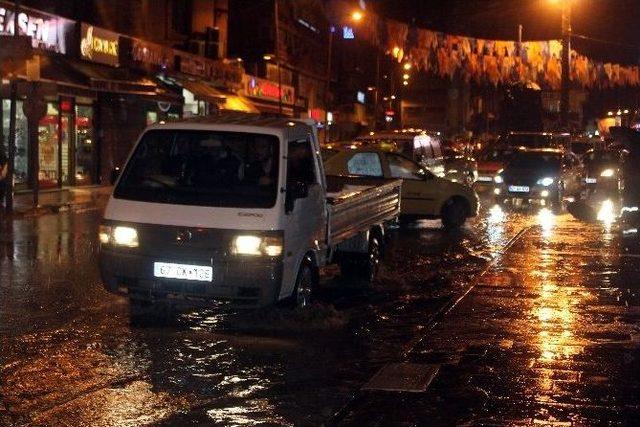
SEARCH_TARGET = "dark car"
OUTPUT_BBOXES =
[582,148,625,195]
[494,148,583,210]
[501,132,571,151]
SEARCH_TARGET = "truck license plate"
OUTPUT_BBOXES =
[508,185,530,193]
[154,262,213,282]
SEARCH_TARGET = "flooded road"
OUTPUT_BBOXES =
[2,197,638,425]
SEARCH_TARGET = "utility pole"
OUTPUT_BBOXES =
[6,0,21,212]
[274,0,283,115]
[560,2,571,130]
[518,24,523,44]
[324,26,334,143]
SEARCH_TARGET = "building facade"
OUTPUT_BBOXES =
[1,0,250,191]
[228,0,330,119]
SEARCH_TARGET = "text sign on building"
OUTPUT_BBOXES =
[80,23,120,66]
[0,4,74,53]
[243,75,295,105]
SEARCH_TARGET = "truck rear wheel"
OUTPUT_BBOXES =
[441,198,468,229]
[338,234,382,285]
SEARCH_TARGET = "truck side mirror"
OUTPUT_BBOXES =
[110,167,121,185]
[285,181,309,213]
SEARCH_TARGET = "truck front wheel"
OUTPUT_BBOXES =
[291,261,315,309]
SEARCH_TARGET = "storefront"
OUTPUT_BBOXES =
[241,74,296,116]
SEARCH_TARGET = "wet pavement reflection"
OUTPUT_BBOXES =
[2,196,639,425]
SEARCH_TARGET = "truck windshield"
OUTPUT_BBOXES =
[114,130,280,208]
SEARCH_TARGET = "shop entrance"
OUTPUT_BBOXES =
[37,99,96,188]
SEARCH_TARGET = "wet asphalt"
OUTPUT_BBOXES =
[1,193,639,426]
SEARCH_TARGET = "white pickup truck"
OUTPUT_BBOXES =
[99,115,401,308]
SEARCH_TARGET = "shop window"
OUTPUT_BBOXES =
[75,105,96,185]
[147,111,158,126]
[2,99,29,185]
[38,103,60,188]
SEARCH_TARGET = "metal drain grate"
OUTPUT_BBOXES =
[362,363,440,392]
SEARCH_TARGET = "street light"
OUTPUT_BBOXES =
[403,63,412,71]
[351,10,364,22]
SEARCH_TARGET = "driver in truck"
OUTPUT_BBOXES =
[244,136,275,186]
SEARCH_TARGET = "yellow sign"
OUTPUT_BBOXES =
[80,23,119,66]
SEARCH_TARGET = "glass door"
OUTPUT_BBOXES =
[75,105,95,185]
[38,103,59,188]
[60,114,72,186]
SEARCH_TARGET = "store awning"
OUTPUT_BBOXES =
[58,58,182,103]
[178,78,259,113]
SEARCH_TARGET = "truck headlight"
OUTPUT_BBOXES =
[600,168,615,177]
[113,226,139,247]
[232,235,283,257]
[536,177,554,187]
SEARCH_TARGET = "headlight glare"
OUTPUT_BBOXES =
[233,235,283,257]
[99,225,111,245]
[600,168,615,177]
[537,177,554,186]
[113,226,139,247]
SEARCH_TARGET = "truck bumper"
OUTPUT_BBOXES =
[100,250,283,308]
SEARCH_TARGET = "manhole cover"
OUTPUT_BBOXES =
[362,363,439,392]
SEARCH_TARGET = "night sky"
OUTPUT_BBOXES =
[370,0,640,64]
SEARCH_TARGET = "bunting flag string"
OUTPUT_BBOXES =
[356,13,640,89]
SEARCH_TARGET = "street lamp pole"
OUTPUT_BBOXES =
[560,1,572,130]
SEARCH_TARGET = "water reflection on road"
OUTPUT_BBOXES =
[2,197,635,425]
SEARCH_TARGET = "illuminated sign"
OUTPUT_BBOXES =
[130,38,173,71]
[0,4,74,53]
[243,75,295,105]
[342,26,355,40]
[80,23,120,66]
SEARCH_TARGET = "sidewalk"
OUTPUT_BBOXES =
[10,186,112,217]
[341,217,640,425]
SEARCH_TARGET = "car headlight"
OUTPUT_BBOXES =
[494,175,503,184]
[536,177,554,187]
[600,168,615,177]
[232,235,283,257]
[99,225,139,247]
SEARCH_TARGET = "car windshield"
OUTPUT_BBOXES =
[478,147,514,162]
[114,130,280,208]
[571,142,593,156]
[504,134,551,149]
[584,150,617,164]
[508,152,561,169]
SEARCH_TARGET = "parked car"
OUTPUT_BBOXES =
[494,148,584,210]
[442,146,478,185]
[474,145,516,191]
[324,149,479,228]
[354,130,446,177]
[100,116,402,308]
[501,131,571,151]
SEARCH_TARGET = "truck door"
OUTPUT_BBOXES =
[280,136,325,300]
